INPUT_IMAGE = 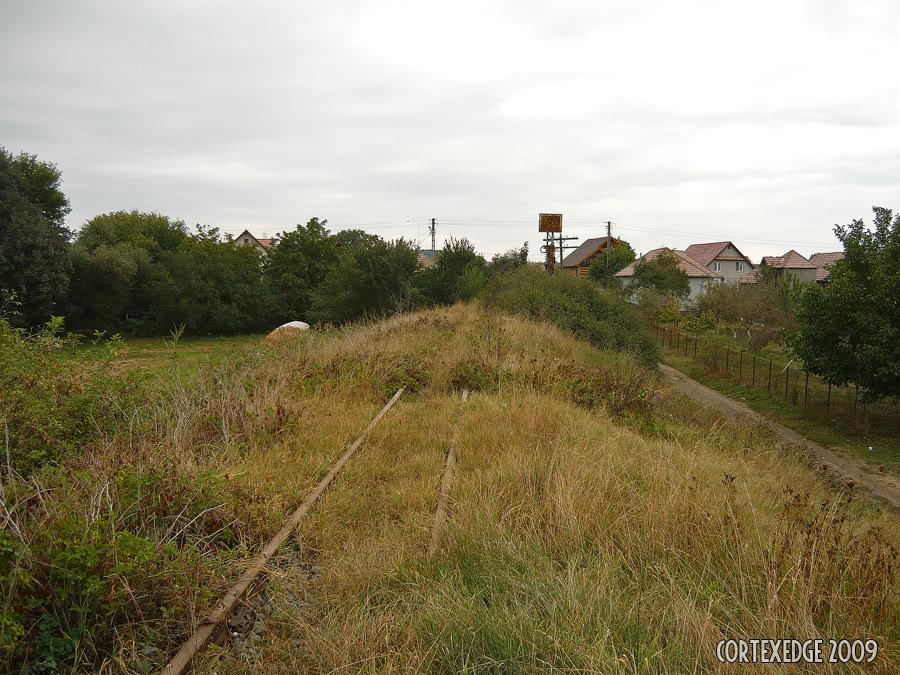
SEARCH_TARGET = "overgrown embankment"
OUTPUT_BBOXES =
[0,302,654,672]
[1,300,898,673]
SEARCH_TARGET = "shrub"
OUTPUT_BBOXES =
[448,361,496,393]
[2,467,242,670]
[481,267,659,366]
[566,366,656,416]
[0,296,140,474]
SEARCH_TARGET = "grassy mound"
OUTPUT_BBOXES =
[1,303,898,673]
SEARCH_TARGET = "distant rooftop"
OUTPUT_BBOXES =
[561,236,618,268]
[617,247,720,279]
[761,250,816,269]
[809,251,844,282]
[682,241,751,267]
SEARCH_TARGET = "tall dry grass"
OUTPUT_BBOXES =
[4,302,898,672]
[157,304,897,675]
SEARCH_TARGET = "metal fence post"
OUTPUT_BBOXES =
[694,336,698,358]
[676,330,680,352]
[804,371,809,408]
[785,365,790,401]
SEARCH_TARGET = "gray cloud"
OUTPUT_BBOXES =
[2,0,899,262]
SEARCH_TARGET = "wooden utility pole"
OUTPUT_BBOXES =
[606,221,612,271]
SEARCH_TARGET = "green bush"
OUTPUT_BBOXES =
[2,468,239,670]
[480,267,659,366]
[448,361,496,393]
[0,297,143,474]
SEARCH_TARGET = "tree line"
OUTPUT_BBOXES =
[3,146,895,401]
[0,146,529,335]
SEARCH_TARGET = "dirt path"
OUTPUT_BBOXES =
[660,364,900,510]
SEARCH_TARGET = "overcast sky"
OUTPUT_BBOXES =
[3,0,899,262]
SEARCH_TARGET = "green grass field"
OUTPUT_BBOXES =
[59,333,265,371]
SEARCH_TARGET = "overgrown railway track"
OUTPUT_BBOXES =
[160,387,471,674]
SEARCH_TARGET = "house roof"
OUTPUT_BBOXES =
[809,251,844,281]
[616,248,720,279]
[761,250,816,269]
[740,249,821,283]
[683,241,752,267]
[738,269,760,284]
[236,229,274,249]
[809,252,844,267]
[417,252,435,268]
[561,236,618,268]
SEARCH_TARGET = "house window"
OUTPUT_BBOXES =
[736,261,744,272]
[713,261,721,272]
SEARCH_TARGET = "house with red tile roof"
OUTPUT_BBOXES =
[616,247,722,305]
[739,249,817,285]
[235,229,275,257]
[682,241,754,284]
[809,251,845,284]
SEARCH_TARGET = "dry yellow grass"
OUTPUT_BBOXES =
[5,303,896,673]
[160,304,899,674]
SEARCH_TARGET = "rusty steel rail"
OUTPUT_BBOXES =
[428,390,469,555]
[160,387,406,675]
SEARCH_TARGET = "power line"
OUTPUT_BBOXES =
[213,216,840,249]
[613,223,838,247]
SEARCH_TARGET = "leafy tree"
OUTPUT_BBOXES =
[421,237,487,305]
[67,211,189,332]
[333,228,380,250]
[74,210,188,261]
[588,239,636,288]
[310,236,421,323]
[0,148,72,326]
[68,242,151,332]
[1,150,71,229]
[696,282,792,351]
[151,225,275,334]
[264,217,338,319]
[489,242,529,277]
[788,207,900,401]
[627,249,690,298]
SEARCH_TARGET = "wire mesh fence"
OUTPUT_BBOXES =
[656,324,899,436]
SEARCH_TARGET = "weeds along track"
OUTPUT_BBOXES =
[161,388,407,675]
[161,387,473,673]
[429,390,469,556]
